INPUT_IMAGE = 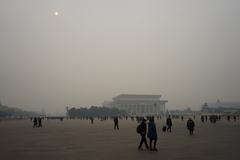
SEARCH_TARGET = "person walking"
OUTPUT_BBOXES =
[187,118,195,135]
[227,115,230,121]
[201,115,205,123]
[233,116,237,122]
[166,115,172,132]
[33,117,38,128]
[38,117,42,128]
[90,117,94,124]
[114,117,119,130]
[181,116,184,121]
[137,119,149,150]
[147,117,158,151]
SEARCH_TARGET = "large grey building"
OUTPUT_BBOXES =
[202,99,240,114]
[103,94,168,116]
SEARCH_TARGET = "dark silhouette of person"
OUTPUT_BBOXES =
[201,115,205,123]
[90,117,94,124]
[147,117,158,151]
[233,116,237,122]
[38,117,42,128]
[114,117,119,130]
[187,118,195,135]
[227,115,230,121]
[33,117,38,128]
[166,115,172,132]
[138,119,149,150]
[209,115,216,123]
[181,116,184,121]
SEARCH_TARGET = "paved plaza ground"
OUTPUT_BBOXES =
[0,117,240,160]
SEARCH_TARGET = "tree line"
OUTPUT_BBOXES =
[68,106,128,118]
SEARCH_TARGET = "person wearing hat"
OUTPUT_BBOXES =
[137,118,149,150]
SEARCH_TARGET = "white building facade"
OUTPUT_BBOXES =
[103,94,167,116]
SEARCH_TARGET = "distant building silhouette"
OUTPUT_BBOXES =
[201,100,240,114]
[103,94,167,116]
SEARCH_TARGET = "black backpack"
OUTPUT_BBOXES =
[162,126,167,132]
[136,124,142,134]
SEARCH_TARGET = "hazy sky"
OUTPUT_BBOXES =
[0,0,240,114]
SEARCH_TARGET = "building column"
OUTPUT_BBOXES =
[157,105,159,115]
[138,105,140,115]
[155,105,157,115]
[142,105,145,116]
[146,105,149,115]
[130,105,133,115]
[135,105,137,115]
[147,105,151,115]
[158,104,161,114]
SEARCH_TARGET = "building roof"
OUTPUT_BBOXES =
[207,102,240,109]
[113,94,162,101]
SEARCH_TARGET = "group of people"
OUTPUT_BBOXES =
[136,116,195,151]
[137,117,158,151]
[200,115,239,123]
[163,116,195,135]
[227,115,238,122]
[88,116,119,129]
[31,117,43,128]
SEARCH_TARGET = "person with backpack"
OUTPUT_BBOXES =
[137,118,149,150]
[147,117,158,151]
[187,118,195,135]
[162,125,167,132]
[166,115,172,132]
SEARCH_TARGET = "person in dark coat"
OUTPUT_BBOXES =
[166,115,172,132]
[233,116,237,122]
[114,117,119,130]
[201,115,205,123]
[227,115,230,121]
[205,115,208,121]
[33,117,38,128]
[181,116,184,121]
[138,119,149,150]
[187,118,195,135]
[90,117,94,124]
[147,117,158,151]
[38,117,42,128]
